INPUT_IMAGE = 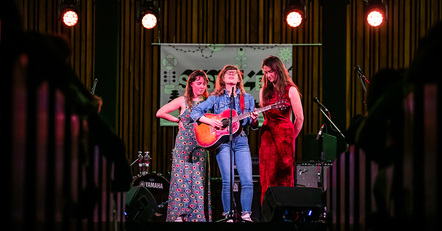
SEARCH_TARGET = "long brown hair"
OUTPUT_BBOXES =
[212,65,246,96]
[184,70,209,110]
[260,56,301,107]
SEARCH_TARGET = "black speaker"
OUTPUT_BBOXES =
[302,133,337,161]
[125,187,157,230]
[296,162,332,191]
[261,187,324,222]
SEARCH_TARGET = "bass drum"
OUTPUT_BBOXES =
[132,173,170,222]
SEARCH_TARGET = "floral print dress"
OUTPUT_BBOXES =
[166,101,211,222]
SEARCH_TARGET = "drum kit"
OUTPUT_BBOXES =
[126,151,170,222]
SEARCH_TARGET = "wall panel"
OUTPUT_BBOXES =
[15,0,442,182]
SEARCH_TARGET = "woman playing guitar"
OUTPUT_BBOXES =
[190,65,259,222]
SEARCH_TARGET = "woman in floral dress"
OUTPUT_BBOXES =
[156,70,211,222]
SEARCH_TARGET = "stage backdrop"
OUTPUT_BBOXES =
[159,43,293,126]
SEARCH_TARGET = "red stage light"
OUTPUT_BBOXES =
[284,0,305,28]
[137,0,159,30]
[286,10,304,28]
[62,9,79,27]
[141,12,158,29]
[367,9,384,27]
[365,1,387,27]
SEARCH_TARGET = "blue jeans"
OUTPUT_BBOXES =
[216,133,253,214]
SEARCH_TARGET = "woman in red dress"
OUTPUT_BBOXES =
[259,56,304,203]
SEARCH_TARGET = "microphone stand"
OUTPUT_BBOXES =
[355,65,370,108]
[318,107,346,141]
[316,124,325,190]
[217,87,237,222]
[316,103,346,192]
[355,66,370,93]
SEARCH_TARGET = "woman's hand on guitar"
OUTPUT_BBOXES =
[198,116,223,129]
[210,119,223,129]
[250,109,259,120]
[250,109,259,127]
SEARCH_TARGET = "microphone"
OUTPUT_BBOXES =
[231,87,235,97]
[354,65,368,91]
[354,65,366,78]
[313,97,329,112]
[316,124,325,140]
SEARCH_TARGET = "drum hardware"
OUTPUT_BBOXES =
[154,201,168,217]
[130,150,152,177]
[128,150,169,222]
[139,151,151,176]
[157,201,167,209]
[131,174,170,222]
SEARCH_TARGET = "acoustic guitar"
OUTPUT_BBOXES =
[193,101,287,149]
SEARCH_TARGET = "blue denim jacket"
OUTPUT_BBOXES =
[190,89,257,129]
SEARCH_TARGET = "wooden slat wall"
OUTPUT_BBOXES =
[403,83,441,230]
[120,0,323,177]
[326,146,380,231]
[6,50,125,231]
[11,2,124,230]
[16,0,96,89]
[347,0,442,120]
[15,0,442,194]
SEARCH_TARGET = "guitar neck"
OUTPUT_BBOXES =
[232,104,274,122]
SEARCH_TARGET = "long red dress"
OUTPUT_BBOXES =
[259,86,295,203]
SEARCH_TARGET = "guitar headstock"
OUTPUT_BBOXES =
[270,100,289,110]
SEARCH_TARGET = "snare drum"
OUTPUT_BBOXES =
[132,173,170,221]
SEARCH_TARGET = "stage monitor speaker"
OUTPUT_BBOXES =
[302,133,337,161]
[296,162,332,191]
[261,186,324,223]
[125,186,157,230]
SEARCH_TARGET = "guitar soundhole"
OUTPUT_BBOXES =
[221,118,230,129]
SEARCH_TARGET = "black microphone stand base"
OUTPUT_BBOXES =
[215,210,236,223]
[215,211,254,223]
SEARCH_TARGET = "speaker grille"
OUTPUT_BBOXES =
[262,186,324,222]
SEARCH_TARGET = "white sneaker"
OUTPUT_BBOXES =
[241,212,252,222]
[175,216,183,222]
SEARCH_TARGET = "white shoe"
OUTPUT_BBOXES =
[175,216,183,222]
[241,212,252,222]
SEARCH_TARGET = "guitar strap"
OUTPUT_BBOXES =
[240,92,245,113]
[239,92,250,136]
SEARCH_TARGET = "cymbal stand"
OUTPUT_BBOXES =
[140,151,152,176]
